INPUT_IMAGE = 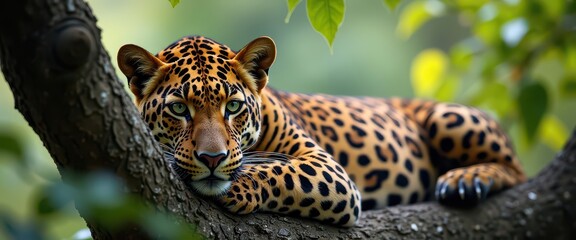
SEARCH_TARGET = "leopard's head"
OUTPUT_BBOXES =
[117,36,276,196]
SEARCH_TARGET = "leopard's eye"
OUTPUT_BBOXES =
[225,100,243,115]
[169,102,188,116]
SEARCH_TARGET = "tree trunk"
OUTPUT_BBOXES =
[0,0,574,239]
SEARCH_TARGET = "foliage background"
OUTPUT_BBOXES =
[0,0,573,239]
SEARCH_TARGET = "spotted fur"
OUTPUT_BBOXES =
[117,36,526,227]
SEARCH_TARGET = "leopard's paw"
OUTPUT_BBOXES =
[435,168,494,207]
[219,189,260,214]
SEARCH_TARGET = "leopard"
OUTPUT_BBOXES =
[117,35,526,227]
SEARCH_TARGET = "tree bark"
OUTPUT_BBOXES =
[0,0,574,239]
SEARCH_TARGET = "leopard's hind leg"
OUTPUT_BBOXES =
[388,99,526,206]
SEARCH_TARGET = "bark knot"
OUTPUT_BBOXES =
[51,18,95,70]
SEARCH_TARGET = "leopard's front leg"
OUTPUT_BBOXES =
[218,153,362,227]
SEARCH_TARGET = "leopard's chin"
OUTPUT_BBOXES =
[190,178,232,196]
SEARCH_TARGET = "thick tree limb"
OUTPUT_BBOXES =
[0,0,574,239]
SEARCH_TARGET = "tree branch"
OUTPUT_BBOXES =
[0,0,574,239]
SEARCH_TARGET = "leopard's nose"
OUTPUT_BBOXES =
[196,151,228,170]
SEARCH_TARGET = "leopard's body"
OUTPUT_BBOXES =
[118,36,526,227]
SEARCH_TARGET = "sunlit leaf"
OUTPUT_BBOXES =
[285,0,303,23]
[0,132,23,160]
[518,82,548,142]
[538,115,568,150]
[397,0,444,39]
[168,0,180,8]
[383,0,402,10]
[411,48,448,97]
[306,0,345,50]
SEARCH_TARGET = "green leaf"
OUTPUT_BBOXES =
[168,0,180,8]
[0,132,23,160]
[285,0,303,23]
[36,194,59,216]
[518,82,548,142]
[383,0,402,10]
[306,0,345,50]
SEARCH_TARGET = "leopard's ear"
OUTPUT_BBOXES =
[234,36,276,93]
[117,44,166,102]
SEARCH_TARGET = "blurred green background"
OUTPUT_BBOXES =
[1,0,574,239]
